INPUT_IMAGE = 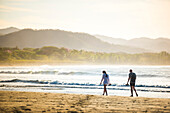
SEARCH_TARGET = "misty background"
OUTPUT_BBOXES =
[0,0,170,65]
[0,0,170,39]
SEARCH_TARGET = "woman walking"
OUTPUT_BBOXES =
[100,70,110,96]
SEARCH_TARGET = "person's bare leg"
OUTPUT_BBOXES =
[130,86,133,97]
[104,85,108,96]
[103,85,106,95]
[133,87,138,96]
[103,85,107,95]
[103,91,104,95]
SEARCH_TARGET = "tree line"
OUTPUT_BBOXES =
[0,46,170,65]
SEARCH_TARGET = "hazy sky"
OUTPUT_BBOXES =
[0,0,170,39]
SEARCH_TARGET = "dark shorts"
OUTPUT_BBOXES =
[130,82,135,86]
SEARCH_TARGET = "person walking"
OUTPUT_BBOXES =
[126,69,138,97]
[100,70,110,96]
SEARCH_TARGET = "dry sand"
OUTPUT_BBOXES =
[0,91,169,113]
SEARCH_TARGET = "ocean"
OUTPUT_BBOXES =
[0,65,169,98]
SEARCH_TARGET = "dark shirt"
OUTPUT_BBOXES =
[129,72,136,83]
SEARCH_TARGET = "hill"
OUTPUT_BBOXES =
[0,29,148,53]
[95,35,170,53]
[0,27,20,35]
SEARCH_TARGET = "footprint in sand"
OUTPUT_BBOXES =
[26,104,32,106]
[71,106,75,108]
[20,106,31,111]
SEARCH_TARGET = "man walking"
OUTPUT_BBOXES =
[126,69,138,97]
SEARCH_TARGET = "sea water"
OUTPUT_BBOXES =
[0,65,169,98]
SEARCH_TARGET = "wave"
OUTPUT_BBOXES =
[113,74,170,78]
[58,72,92,75]
[0,84,169,93]
[0,71,169,78]
[119,84,170,89]
[137,74,170,78]
[0,79,49,84]
[0,71,93,75]
[0,79,170,89]
[0,71,57,74]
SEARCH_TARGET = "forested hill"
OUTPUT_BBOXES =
[0,29,148,53]
[0,46,170,65]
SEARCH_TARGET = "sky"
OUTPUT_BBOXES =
[0,0,170,39]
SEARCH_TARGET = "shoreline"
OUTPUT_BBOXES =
[1,60,170,67]
[0,91,170,112]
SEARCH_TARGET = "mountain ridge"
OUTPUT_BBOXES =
[0,27,169,53]
[95,35,170,53]
[0,27,20,35]
[0,28,149,53]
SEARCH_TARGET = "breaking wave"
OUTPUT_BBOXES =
[0,71,169,78]
[0,79,170,89]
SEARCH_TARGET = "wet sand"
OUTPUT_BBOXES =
[0,91,169,113]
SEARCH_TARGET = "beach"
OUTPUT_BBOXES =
[0,91,169,113]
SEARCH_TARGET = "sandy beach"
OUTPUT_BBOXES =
[0,91,169,113]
